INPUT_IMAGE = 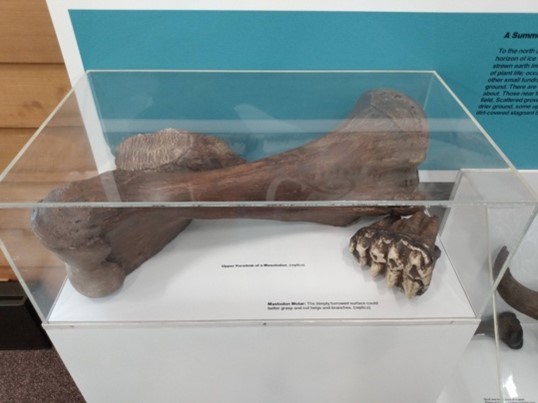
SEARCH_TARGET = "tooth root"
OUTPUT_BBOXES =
[402,277,422,299]
[370,262,385,277]
[349,231,374,267]
[420,262,434,289]
[386,243,403,287]
[350,240,370,267]
[387,243,400,261]
[358,244,370,266]
[386,269,401,288]
[407,250,423,274]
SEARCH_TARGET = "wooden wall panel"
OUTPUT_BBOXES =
[0,128,34,171]
[1,126,98,188]
[0,0,63,63]
[0,0,69,281]
[0,253,12,281]
[0,64,70,128]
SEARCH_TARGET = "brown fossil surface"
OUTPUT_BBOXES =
[475,311,523,350]
[116,128,245,172]
[349,211,441,298]
[493,246,538,320]
[31,129,246,297]
[32,89,430,297]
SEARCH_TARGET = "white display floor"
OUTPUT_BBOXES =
[49,218,474,323]
[498,323,538,402]
[438,324,538,403]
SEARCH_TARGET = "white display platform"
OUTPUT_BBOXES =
[437,324,538,403]
[498,323,538,402]
[49,218,474,323]
[436,335,501,403]
[45,217,479,402]
[47,320,477,403]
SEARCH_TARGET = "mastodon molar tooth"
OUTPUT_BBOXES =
[349,211,441,298]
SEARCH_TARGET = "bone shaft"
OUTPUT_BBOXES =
[497,269,538,320]
[493,247,538,320]
[99,90,428,204]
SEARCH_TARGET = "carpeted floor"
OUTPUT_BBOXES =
[0,348,84,402]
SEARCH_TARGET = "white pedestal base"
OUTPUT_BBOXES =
[46,321,478,403]
[44,218,479,402]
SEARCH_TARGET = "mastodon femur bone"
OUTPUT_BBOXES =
[32,89,429,297]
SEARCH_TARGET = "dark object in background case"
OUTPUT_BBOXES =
[0,281,51,350]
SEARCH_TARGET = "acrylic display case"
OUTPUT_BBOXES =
[0,71,536,402]
[438,172,538,403]
[496,193,538,403]
[441,176,538,399]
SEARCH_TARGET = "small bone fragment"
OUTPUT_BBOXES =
[349,211,441,298]
[493,246,538,320]
[32,89,429,297]
[475,311,523,350]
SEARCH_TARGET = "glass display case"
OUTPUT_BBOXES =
[496,172,537,402]
[438,172,537,403]
[0,71,536,402]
